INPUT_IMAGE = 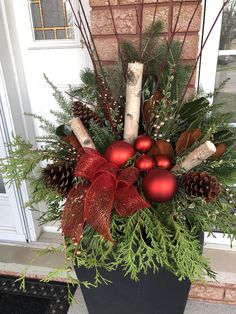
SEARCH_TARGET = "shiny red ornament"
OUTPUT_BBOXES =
[104,141,135,167]
[143,169,177,202]
[155,155,172,170]
[135,155,155,171]
[134,135,152,152]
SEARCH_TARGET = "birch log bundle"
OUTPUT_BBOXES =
[69,117,96,149]
[123,62,144,144]
[172,141,216,172]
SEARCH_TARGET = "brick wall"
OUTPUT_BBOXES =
[89,0,202,91]
[189,282,236,305]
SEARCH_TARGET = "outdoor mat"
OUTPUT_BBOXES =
[0,275,77,314]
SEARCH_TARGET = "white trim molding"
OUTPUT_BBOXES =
[198,0,224,95]
[0,0,42,241]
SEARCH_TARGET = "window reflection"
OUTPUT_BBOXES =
[219,0,236,50]
[214,55,236,123]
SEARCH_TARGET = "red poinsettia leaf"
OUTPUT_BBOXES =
[117,167,139,188]
[74,148,106,181]
[61,185,88,243]
[84,173,116,242]
[114,186,150,217]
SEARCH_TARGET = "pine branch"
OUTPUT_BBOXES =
[44,74,72,116]
[25,112,57,139]
[88,122,115,153]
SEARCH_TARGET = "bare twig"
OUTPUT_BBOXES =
[68,0,117,134]
[139,0,145,60]
[107,0,126,78]
[177,0,201,60]
[141,0,160,60]
[156,0,184,87]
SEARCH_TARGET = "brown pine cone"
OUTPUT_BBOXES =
[72,101,103,128]
[181,171,221,202]
[43,161,75,196]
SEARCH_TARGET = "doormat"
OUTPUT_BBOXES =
[0,275,77,314]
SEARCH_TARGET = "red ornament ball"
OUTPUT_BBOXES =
[104,141,135,167]
[143,169,177,202]
[135,155,155,171]
[155,155,172,170]
[134,135,152,152]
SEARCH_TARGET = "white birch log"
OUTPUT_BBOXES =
[123,62,144,144]
[172,141,216,172]
[69,117,96,149]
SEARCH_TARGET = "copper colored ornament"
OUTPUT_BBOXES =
[64,132,82,151]
[155,155,172,170]
[143,169,177,202]
[134,135,152,152]
[143,90,163,131]
[176,128,202,155]
[148,140,174,159]
[104,141,135,167]
[135,155,155,171]
[213,143,226,158]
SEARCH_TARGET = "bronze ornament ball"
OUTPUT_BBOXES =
[155,155,172,170]
[134,135,153,152]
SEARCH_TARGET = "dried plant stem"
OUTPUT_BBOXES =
[108,0,126,79]
[68,0,117,134]
[138,0,145,59]
[177,0,201,61]
[141,0,160,60]
[156,0,184,87]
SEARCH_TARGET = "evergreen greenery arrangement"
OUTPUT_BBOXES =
[0,0,235,299]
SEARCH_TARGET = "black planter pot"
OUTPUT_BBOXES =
[74,232,204,314]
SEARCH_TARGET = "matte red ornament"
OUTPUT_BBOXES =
[104,141,135,167]
[143,169,177,202]
[134,135,153,152]
[155,155,172,170]
[135,155,155,171]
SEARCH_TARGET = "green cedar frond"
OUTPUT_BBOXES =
[0,135,55,186]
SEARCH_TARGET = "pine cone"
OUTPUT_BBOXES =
[72,101,102,128]
[181,171,221,202]
[43,161,75,196]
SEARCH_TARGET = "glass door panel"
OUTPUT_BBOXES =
[214,0,236,124]
[0,174,6,194]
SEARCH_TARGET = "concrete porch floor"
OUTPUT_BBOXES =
[185,301,236,314]
[68,292,236,314]
[1,232,236,313]
[68,293,236,314]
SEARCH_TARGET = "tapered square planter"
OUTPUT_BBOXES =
[74,233,204,314]
[75,265,191,314]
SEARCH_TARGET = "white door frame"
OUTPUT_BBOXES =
[0,0,41,242]
[198,0,224,94]
[199,0,236,248]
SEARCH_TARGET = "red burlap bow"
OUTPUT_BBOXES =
[62,148,150,243]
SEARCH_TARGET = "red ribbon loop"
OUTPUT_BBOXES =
[62,148,149,243]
